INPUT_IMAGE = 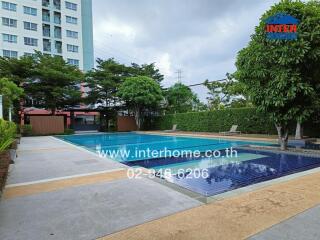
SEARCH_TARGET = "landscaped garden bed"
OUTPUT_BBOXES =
[0,119,17,192]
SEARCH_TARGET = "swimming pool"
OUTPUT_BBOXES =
[58,133,320,197]
[58,132,269,161]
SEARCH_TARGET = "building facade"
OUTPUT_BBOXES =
[0,0,94,71]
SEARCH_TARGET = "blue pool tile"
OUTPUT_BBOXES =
[166,150,320,196]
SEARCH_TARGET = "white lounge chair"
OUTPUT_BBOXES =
[164,124,178,132]
[220,125,241,135]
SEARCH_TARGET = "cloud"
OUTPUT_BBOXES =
[92,0,279,101]
[156,53,173,79]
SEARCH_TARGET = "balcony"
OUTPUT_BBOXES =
[42,9,50,22]
[54,12,61,25]
[42,0,50,8]
[43,24,51,37]
[43,39,51,52]
[54,27,61,39]
[54,41,62,54]
[53,0,61,10]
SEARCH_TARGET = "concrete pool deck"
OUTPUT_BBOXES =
[0,136,201,240]
[0,134,320,240]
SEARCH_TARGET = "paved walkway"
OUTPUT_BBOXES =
[100,171,320,240]
[0,136,200,240]
[250,204,320,240]
[1,135,320,240]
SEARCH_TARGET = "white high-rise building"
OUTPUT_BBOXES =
[0,0,94,71]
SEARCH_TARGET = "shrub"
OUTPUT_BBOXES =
[64,128,74,135]
[21,124,32,136]
[0,119,17,152]
[143,108,276,134]
[143,107,320,137]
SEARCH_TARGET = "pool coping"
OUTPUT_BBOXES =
[147,165,320,204]
[138,131,279,142]
[51,136,130,169]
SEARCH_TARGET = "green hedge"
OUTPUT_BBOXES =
[143,108,320,136]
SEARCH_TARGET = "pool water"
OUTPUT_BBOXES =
[58,132,269,161]
[128,149,320,196]
[58,133,320,197]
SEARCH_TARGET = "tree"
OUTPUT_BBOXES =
[0,56,35,121]
[204,77,249,110]
[0,78,24,119]
[25,53,83,114]
[0,56,35,85]
[234,0,320,150]
[85,58,130,108]
[165,83,201,113]
[118,76,163,129]
[129,63,164,84]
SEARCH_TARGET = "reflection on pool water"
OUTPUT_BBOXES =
[125,149,320,196]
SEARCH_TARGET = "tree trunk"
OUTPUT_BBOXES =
[51,108,56,115]
[276,124,289,151]
[295,122,303,140]
[134,107,140,130]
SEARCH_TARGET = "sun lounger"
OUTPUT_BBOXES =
[220,125,241,135]
[164,124,178,132]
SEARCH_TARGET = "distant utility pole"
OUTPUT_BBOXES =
[175,69,183,83]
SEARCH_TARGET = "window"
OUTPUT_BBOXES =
[24,37,38,46]
[3,34,17,43]
[66,30,78,39]
[42,0,49,7]
[54,26,61,38]
[43,39,51,52]
[53,0,61,10]
[54,12,61,24]
[66,16,77,24]
[43,9,50,22]
[55,41,62,53]
[2,17,17,27]
[67,58,79,67]
[67,44,78,53]
[2,1,16,11]
[65,1,77,11]
[23,6,37,16]
[24,22,37,31]
[3,50,18,58]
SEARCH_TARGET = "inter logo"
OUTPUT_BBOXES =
[265,13,299,40]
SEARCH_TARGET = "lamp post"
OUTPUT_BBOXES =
[9,106,12,121]
[0,95,3,119]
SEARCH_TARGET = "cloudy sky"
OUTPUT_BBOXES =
[92,0,279,101]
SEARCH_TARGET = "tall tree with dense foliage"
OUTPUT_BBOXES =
[235,0,320,150]
[0,78,24,119]
[0,56,35,85]
[130,63,164,84]
[25,53,83,114]
[0,56,35,121]
[85,58,130,108]
[118,76,163,129]
[165,82,201,113]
